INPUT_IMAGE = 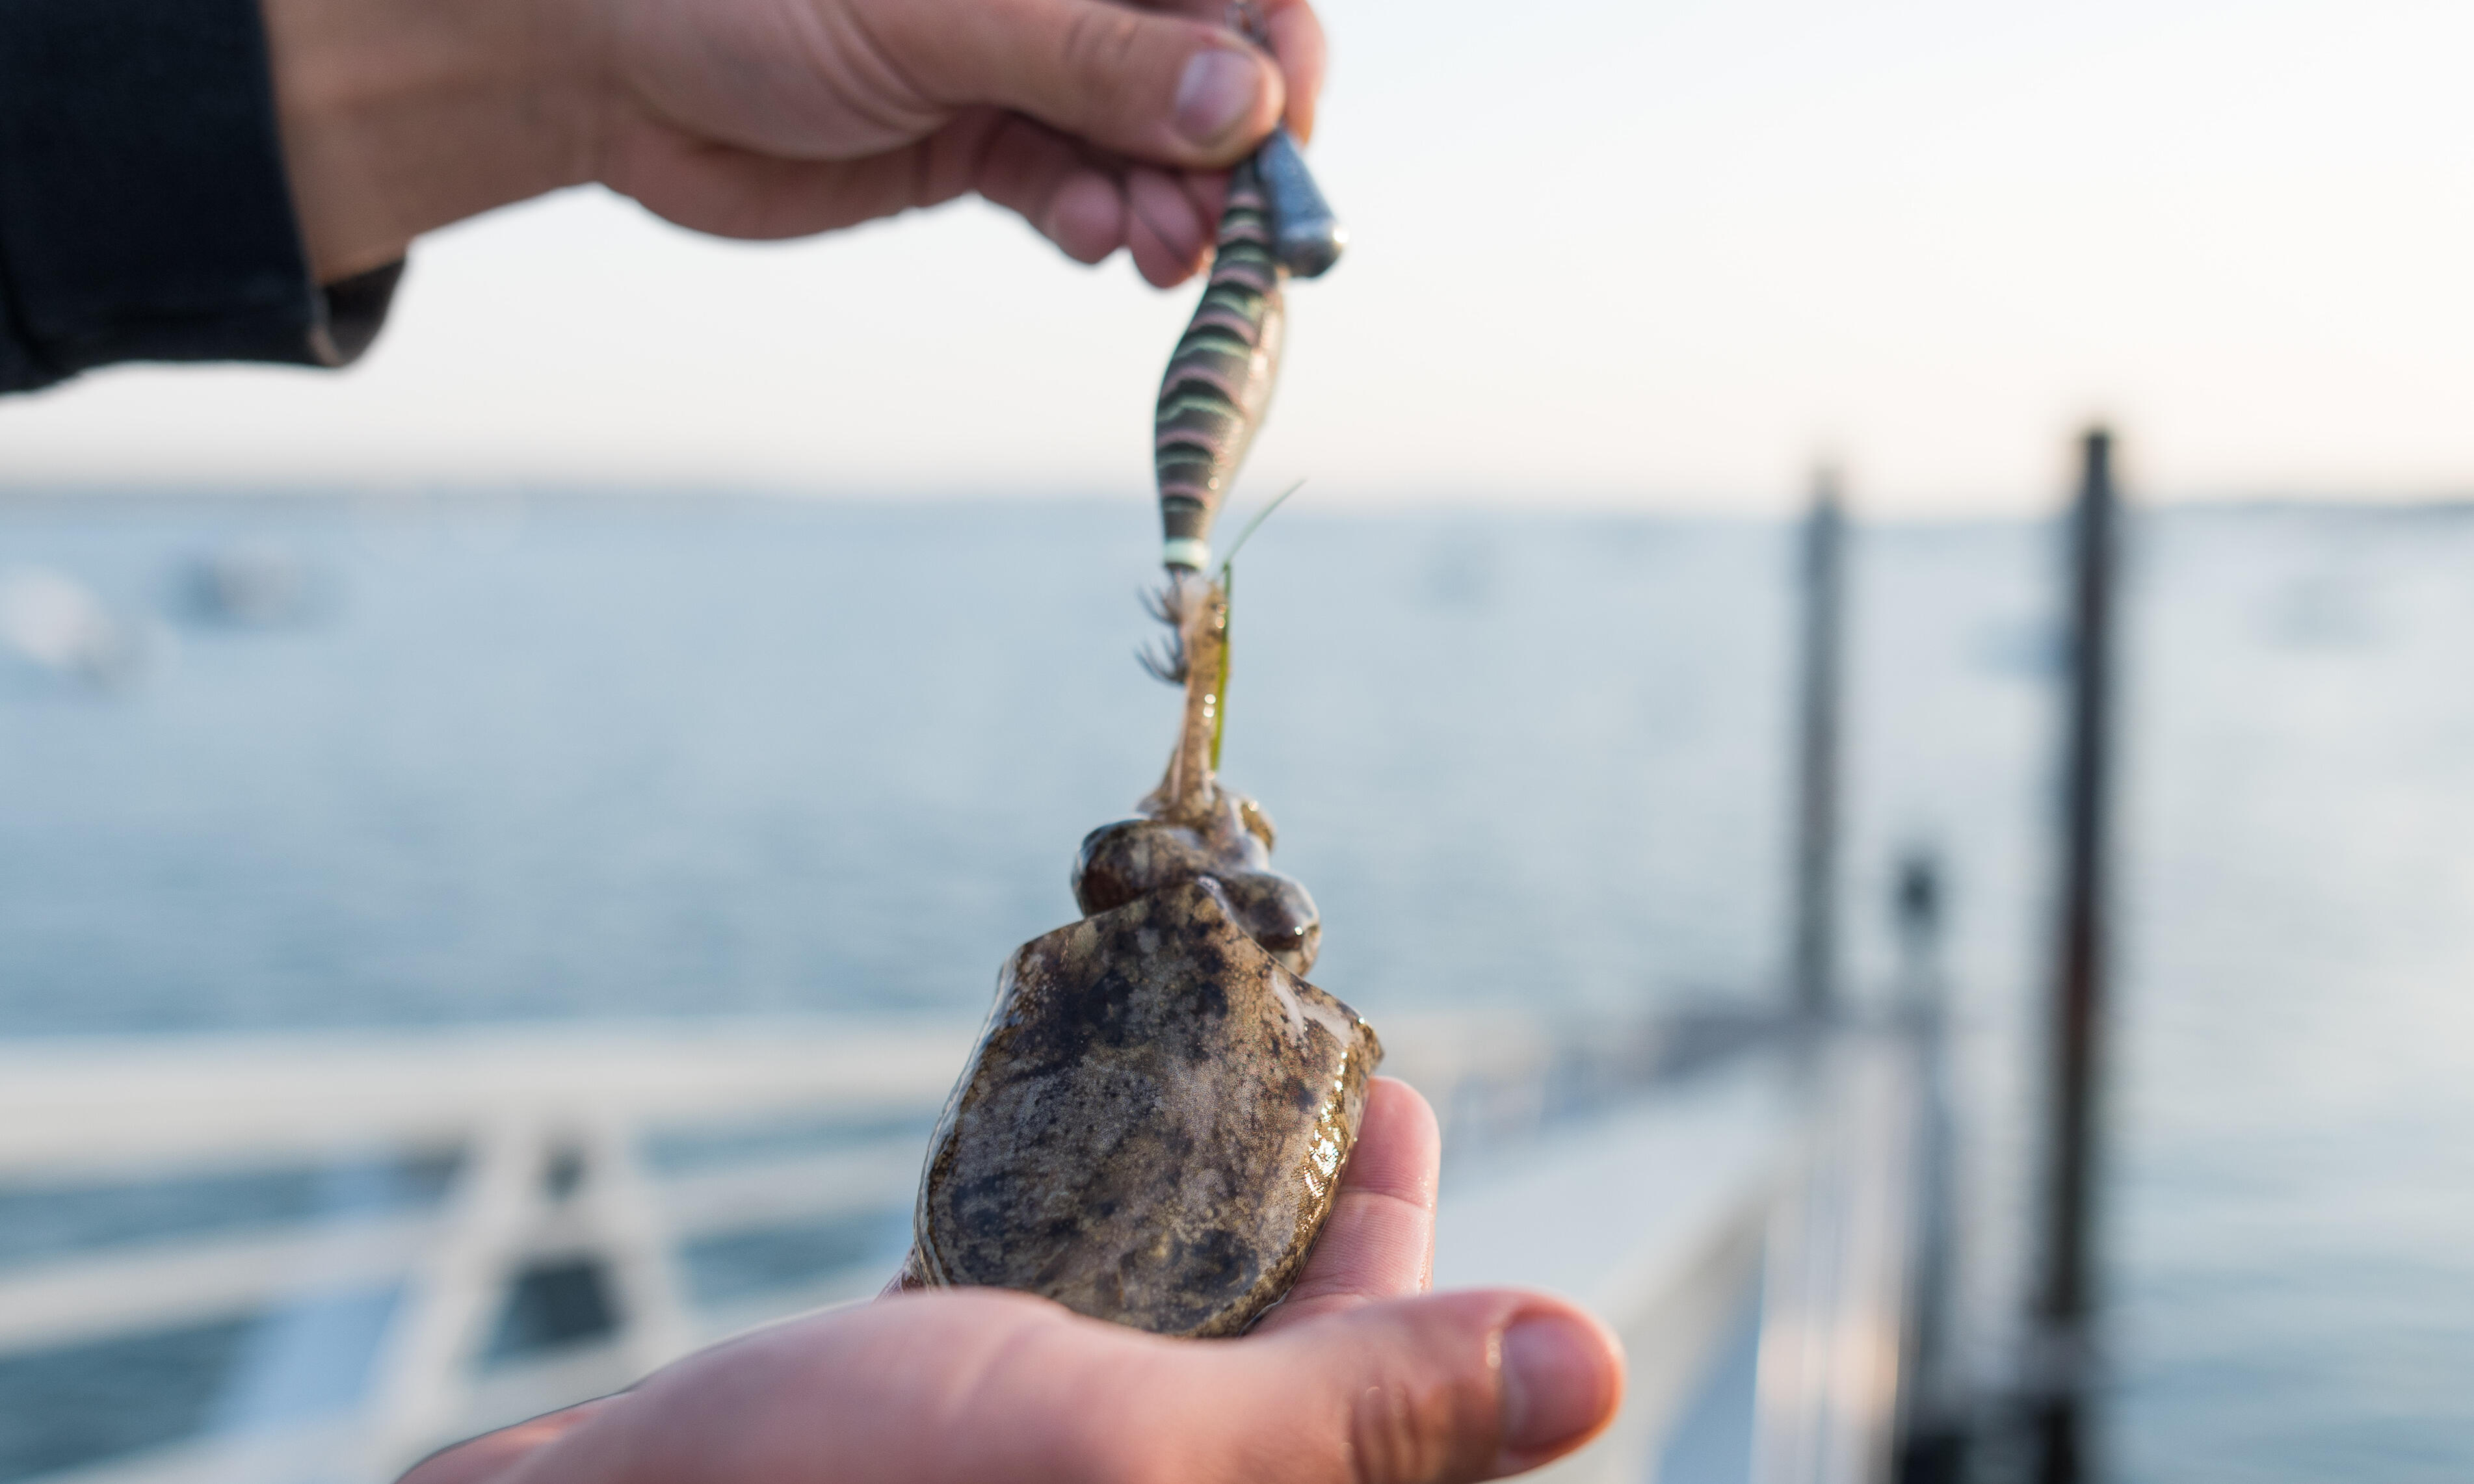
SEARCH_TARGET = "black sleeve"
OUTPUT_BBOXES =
[0,0,402,394]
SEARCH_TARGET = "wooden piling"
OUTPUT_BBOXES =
[1792,470,1847,1018]
[2033,426,2120,1483]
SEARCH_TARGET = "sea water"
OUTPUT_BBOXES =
[0,495,2466,1481]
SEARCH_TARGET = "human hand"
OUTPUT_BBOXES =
[262,0,1324,289]
[401,1078,1624,1484]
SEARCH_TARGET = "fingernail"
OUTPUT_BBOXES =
[1174,47,1263,147]
[1499,1314,1610,1455]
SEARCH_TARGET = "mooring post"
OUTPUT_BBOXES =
[1893,846,1968,1484]
[1791,469,1847,1019]
[2033,426,2120,1483]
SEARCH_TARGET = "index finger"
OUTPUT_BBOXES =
[1261,0,1328,140]
[1251,1076,1440,1333]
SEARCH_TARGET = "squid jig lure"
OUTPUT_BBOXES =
[1153,4,1345,577]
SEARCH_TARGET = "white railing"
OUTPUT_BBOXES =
[0,1015,1924,1484]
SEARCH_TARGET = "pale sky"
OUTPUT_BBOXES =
[3,0,2468,513]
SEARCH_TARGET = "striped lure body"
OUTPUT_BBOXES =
[1155,161,1286,572]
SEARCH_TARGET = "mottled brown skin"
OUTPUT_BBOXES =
[906,570,1372,1335]
[1073,795,1321,976]
[913,879,1379,1336]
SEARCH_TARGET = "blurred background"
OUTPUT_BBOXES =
[3,1,2470,1482]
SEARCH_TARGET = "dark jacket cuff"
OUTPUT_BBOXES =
[0,0,401,393]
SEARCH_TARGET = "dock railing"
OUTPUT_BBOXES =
[0,1013,1929,1484]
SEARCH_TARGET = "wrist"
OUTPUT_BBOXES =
[259,0,606,281]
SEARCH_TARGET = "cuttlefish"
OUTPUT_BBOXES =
[903,574,1380,1336]
[903,121,1362,1338]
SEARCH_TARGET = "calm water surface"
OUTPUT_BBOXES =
[0,495,2465,1481]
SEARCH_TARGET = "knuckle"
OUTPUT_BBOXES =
[1345,1379,1449,1484]
[1054,4,1148,99]
[1341,1355,1497,1484]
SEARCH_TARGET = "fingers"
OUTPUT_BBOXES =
[1218,1085,1624,1481]
[596,0,1327,281]
[521,1284,1617,1484]
[612,109,1219,285]
[604,112,1000,241]
[1124,166,1211,285]
[1116,0,1325,139]
[1260,1294,1625,1482]
[1261,0,1328,140]
[603,0,1326,278]
[866,0,1283,168]
[1257,1078,1440,1331]
[970,114,1127,264]
[1157,1290,1625,1483]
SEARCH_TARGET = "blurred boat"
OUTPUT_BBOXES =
[0,567,144,684]
[178,545,326,629]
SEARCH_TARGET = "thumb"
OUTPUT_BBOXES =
[867,0,1286,166]
[1192,1292,1625,1483]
